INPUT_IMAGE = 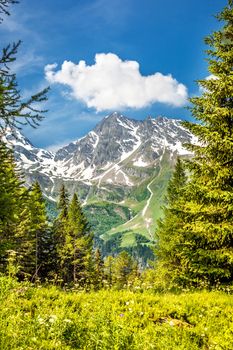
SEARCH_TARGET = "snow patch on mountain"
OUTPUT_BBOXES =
[3,113,195,194]
[133,157,150,167]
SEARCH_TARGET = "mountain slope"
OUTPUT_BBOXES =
[3,113,194,258]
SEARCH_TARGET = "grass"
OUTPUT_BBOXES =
[104,152,173,243]
[0,277,233,350]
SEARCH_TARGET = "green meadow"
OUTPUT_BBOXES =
[1,277,232,350]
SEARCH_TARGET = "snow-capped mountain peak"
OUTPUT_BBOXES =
[3,113,194,200]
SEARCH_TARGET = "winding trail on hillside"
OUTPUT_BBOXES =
[142,179,154,240]
[142,179,154,217]
[141,141,166,239]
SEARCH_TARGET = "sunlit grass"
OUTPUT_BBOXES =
[0,277,232,350]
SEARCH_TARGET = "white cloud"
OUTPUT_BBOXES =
[45,53,188,111]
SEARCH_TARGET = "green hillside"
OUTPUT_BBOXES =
[45,151,176,260]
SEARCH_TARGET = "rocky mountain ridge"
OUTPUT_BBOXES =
[3,112,196,256]
[3,112,194,202]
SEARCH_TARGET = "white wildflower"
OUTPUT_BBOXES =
[64,319,72,323]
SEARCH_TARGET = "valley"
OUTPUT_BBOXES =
[4,112,193,259]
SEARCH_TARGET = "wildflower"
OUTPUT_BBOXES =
[64,319,72,323]
[49,315,58,323]
[119,313,124,317]
[37,316,44,325]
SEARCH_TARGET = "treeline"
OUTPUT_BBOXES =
[0,149,140,288]
[155,1,233,290]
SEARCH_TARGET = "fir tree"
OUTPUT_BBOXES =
[57,184,69,220]
[0,140,23,272]
[52,184,69,280]
[0,0,50,280]
[154,158,188,288]
[0,1,18,22]
[103,255,114,287]
[0,0,49,134]
[112,251,138,289]
[65,193,93,286]
[54,190,94,286]
[19,182,49,281]
[93,248,104,289]
[179,1,233,287]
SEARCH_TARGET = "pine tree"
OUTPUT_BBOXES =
[103,255,114,287]
[112,251,138,289]
[0,1,50,279]
[0,140,24,272]
[65,193,94,286]
[53,190,94,286]
[0,1,18,22]
[93,248,104,289]
[154,158,188,288]
[0,0,49,134]
[52,184,69,281]
[18,182,50,281]
[57,184,69,220]
[178,1,233,287]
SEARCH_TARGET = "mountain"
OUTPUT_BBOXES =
[3,113,194,260]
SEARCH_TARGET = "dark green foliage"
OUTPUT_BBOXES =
[0,0,51,280]
[52,184,69,279]
[101,232,123,256]
[0,144,52,281]
[107,251,138,289]
[0,140,24,271]
[53,188,94,286]
[130,184,150,202]
[57,184,69,220]
[0,0,49,133]
[84,202,131,239]
[0,40,49,132]
[155,2,233,289]
[99,230,154,265]
[18,182,50,281]
[65,193,94,285]
[52,185,69,281]
[154,158,188,287]
[178,1,233,287]
[93,248,104,289]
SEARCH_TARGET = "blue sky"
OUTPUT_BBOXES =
[0,0,226,150]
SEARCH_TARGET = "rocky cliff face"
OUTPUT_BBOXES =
[3,112,194,201]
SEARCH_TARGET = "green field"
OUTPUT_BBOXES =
[1,277,232,350]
